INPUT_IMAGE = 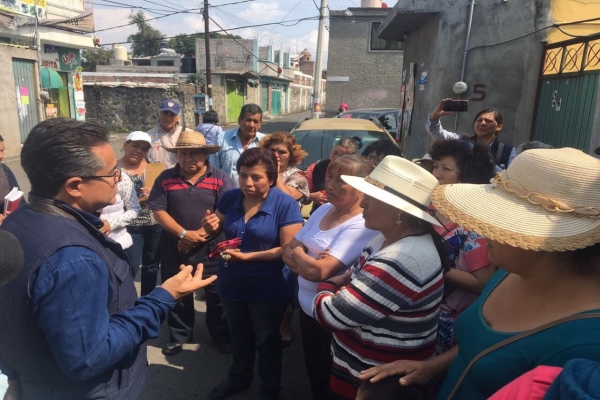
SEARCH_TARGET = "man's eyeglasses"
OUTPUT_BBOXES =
[81,168,122,184]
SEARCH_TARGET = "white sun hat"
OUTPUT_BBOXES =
[342,155,441,226]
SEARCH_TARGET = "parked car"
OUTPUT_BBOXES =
[338,108,401,139]
[291,118,399,171]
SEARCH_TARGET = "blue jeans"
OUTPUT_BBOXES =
[125,224,162,296]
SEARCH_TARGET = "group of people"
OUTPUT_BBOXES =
[1,96,600,400]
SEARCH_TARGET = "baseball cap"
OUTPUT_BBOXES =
[340,103,348,109]
[125,131,152,145]
[159,99,180,114]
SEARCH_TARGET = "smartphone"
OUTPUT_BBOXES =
[209,238,243,258]
[443,100,468,112]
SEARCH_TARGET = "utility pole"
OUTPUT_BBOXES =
[34,0,43,89]
[311,0,328,119]
[203,0,212,110]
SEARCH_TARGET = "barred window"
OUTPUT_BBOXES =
[370,22,403,51]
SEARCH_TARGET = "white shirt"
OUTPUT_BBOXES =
[146,123,193,168]
[294,203,379,316]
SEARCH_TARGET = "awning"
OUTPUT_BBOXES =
[377,9,438,41]
[40,67,64,89]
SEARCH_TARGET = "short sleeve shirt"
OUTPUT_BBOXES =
[147,164,234,232]
[209,128,265,187]
[216,187,304,302]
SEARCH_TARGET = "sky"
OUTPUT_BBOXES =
[92,0,362,67]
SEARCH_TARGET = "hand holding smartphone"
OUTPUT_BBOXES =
[443,100,468,112]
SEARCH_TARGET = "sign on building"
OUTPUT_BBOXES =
[0,0,47,19]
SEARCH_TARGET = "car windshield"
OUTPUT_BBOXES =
[293,129,392,170]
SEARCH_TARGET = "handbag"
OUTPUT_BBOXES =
[446,312,600,399]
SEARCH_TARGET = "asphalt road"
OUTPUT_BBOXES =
[3,110,315,400]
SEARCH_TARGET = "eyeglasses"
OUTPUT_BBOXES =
[81,168,122,184]
[458,140,475,152]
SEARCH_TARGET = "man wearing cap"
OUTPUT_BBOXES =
[147,99,193,168]
[210,104,265,187]
[148,131,234,356]
[0,118,216,399]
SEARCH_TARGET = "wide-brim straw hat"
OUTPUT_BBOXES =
[431,147,600,251]
[162,131,221,154]
[342,155,442,226]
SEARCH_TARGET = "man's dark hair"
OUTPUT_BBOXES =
[361,139,402,158]
[429,139,495,184]
[21,118,110,197]
[238,104,263,120]
[236,147,278,187]
[203,110,219,124]
[0,135,4,141]
[473,108,503,126]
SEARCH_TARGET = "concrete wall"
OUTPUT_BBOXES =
[0,46,42,158]
[289,84,312,114]
[83,83,199,132]
[388,0,550,159]
[196,39,256,71]
[326,8,403,117]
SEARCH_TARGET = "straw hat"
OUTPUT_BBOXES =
[162,131,221,154]
[431,147,600,251]
[342,156,441,226]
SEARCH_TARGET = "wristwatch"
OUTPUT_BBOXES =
[179,229,187,239]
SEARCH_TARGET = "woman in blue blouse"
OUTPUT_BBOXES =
[203,147,304,400]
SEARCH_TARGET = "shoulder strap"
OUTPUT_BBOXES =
[446,312,600,400]
[494,141,505,166]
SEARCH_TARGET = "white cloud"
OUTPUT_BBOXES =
[236,2,286,24]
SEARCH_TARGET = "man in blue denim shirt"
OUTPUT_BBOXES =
[0,119,216,399]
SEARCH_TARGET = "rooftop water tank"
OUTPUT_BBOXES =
[113,44,127,61]
[361,0,382,7]
[180,54,196,73]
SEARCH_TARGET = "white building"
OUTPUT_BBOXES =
[0,0,95,156]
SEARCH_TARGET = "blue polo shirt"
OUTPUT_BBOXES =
[209,128,265,187]
[217,187,304,302]
[147,163,234,232]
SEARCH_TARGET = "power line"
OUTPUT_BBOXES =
[99,16,320,46]
[93,6,202,33]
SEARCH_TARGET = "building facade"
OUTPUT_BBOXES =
[326,7,404,117]
[0,0,95,156]
[378,0,600,158]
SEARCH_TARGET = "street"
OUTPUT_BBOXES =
[4,110,314,400]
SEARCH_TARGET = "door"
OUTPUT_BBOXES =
[271,85,282,115]
[533,74,599,149]
[12,59,39,142]
[226,80,245,123]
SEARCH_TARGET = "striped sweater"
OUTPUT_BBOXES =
[313,233,444,399]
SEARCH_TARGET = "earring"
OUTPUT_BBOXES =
[396,214,402,226]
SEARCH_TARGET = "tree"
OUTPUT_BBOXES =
[127,11,165,57]
[81,47,113,72]
[168,32,243,56]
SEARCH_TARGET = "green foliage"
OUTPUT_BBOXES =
[81,48,113,72]
[168,32,243,56]
[186,73,205,86]
[127,11,166,57]
[112,127,130,133]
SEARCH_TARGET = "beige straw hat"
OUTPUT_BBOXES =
[162,131,221,154]
[431,147,600,251]
[342,155,442,226]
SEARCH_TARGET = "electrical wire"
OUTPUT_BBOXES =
[210,0,256,8]
[99,16,320,46]
[93,6,202,32]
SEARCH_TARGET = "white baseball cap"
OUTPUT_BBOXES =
[125,131,152,145]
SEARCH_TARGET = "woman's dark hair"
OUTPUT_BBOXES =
[236,147,278,187]
[0,134,4,141]
[21,118,109,197]
[203,110,219,124]
[361,139,402,158]
[473,108,503,127]
[259,131,308,166]
[328,155,374,178]
[429,139,495,184]
[560,242,600,274]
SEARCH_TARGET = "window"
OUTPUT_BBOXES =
[157,60,174,67]
[370,22,403,51]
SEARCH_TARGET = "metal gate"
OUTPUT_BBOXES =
[12,59,39,142]
[271,85,282,115]
[532,34,600,149]
[226,80,245,123]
